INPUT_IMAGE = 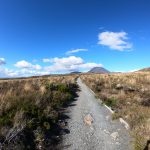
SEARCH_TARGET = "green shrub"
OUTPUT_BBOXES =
[0,76,78,149]
[43,122,51,130]
[104,97,118,108]
[57,84,69,92]
[45,83,56,91]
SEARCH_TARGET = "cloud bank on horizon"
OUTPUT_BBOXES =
[0,56,102,78]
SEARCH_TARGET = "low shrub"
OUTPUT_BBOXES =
[0,75,78,149]
[81,72,150,150]
[103,97,118,109]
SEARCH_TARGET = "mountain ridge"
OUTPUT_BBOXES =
[88,67,110,73]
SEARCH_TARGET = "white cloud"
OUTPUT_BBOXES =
[15,60,41,70]
[0,58,6,65]
[66,49,88,55]
[17,69,49,76]
[33,65,41,70]
[78,63,101,69]
[42,58,51,63]
[0,68,18,77]
[15,60,32,68]
[128,69,140,72]
[0,57,102,78]
[52,56,83,65]
[0,67,50,78]
[45,56,102,73]
[98,31,132,51]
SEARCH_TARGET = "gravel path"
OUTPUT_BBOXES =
[62,78,132,150]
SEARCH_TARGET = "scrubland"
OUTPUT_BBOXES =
[81,72,150,150]
[0,75,78,150]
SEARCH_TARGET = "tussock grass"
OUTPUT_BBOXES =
[81,72,150,150]
[0,75,78,149]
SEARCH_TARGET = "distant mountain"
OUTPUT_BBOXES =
[137,67,150,72]
[88,67,110,74]
[70,71,81,74]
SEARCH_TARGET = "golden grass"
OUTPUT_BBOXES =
[0,75,78,149]
[81,72,150,150]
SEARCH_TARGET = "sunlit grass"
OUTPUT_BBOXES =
[81,72,150,150]
[0,75,78,149]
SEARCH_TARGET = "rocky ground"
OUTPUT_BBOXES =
[61,78,133,150]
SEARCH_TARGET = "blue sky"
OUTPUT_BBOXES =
[0,0,150,77]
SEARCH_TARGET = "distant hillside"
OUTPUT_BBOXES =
[137,67,150,72]
[70,71,81,74]
[88,67,110,73]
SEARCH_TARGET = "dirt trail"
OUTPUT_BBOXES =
[62,78,132,150]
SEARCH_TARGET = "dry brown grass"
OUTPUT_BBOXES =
[81,72,150,150]
[0,75,78,149]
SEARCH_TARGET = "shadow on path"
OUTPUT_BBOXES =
[53,83,80,150]
[144,140,150,150]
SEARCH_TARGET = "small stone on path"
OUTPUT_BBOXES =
[84,114,93,126]
[111,132,119,140]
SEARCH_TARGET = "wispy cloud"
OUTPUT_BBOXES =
[99,27,105,30]
[98,31,132,51]
[66,48,88,55]
[42,58,52,63]
[0,58,6,65]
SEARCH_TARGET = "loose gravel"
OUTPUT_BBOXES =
[62,78,133,150]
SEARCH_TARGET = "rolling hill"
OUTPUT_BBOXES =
[138,67,150,72]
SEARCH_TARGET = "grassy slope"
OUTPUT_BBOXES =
[0,75,78,150]
[81,72,150,150]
